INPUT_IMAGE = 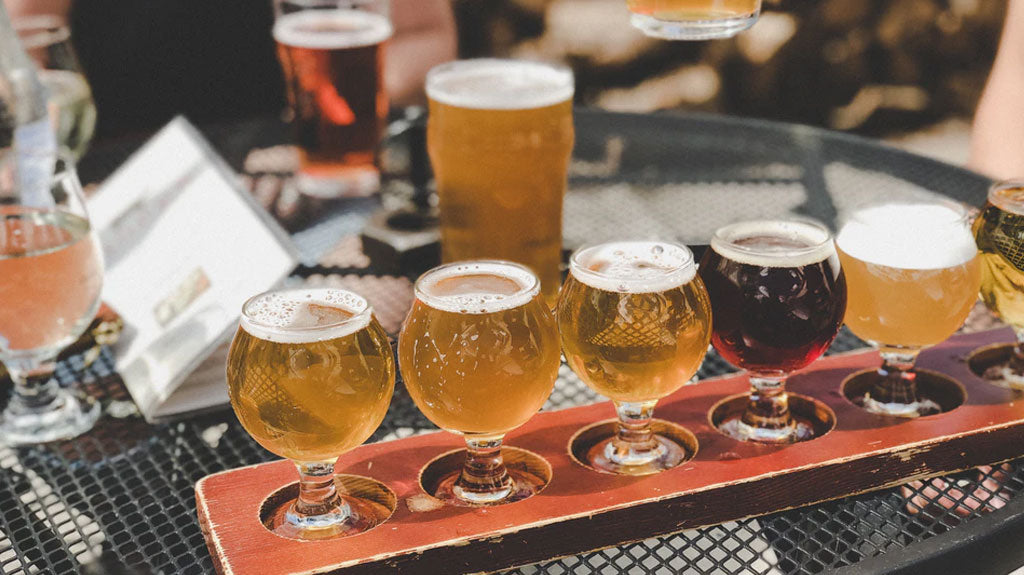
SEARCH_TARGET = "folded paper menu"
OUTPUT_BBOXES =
[88,117,298,422]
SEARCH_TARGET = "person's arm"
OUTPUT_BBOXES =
[4,0,72,20]
[386,0,457,107]
[970,0,1024,179]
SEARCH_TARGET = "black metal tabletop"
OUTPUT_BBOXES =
[3,109,1020,575]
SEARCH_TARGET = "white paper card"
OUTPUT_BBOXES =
[89,117,298,422]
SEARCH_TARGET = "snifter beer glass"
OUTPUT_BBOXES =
[558,241,711,475]
[427,59,574,306]
[226,288,395,540]
[399,261,560,505]
[699,220,846,443]
[973,181,1024,388]
[627,0,762,40]
[837,200,981,417]
[0,151,103,444]
[273,0,391,198]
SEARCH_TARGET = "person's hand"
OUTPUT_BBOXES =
[386,0,457,107]
[901,464,1013,517]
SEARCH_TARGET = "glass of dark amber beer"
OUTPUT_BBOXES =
[273,0,391,198]
[700,220,846,443]
[227,288,395,540]
[626,0,761,40]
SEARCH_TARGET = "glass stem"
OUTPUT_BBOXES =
[292,460,345,519]
[872,349,921,405]
[608,400,662,464]
[455,435,513,500]
[5,359,61,416]
[741,374,792,431]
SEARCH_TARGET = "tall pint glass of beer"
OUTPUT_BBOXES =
[973,180,1024,389]
[227,288,395,540]
[399,261,561,506]
[626,0,761,40]
[427,59,575,307]
[837,201,980,417]
[273,0,391,198]
[558,241,712,475]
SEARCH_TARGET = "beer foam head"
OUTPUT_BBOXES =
[273,9,392,49]
[241,288,372,343]
[570,241,696,294]
[426,59,574,110]
[711,220,835,268]
[415,261,540,314]
[836,202,977,270]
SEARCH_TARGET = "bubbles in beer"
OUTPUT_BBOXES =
[241,288,372,343]
[272,9,393,50]
[426,59,574,111]
[837,203,977,270]
[571,241,696,293]
[416,262,540,314]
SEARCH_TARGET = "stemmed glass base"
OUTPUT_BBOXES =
[584,400,688,476]
[630,12,758,40]
[857,350,941,418]
[716,374,817,445]
[432,436,544,507]
[0,369,100,446]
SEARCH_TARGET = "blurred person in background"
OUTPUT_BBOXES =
[4,0,456,139]
[972,0,1024,179]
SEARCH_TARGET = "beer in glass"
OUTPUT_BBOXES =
[399,261,560,505]
[837,201,980,417]
[227,288,395,539]
[426,59,574,306]
[558,241,711,474]
[273,0,391,198]
[973,180,1024,388]
[700,220,846,443]
[627,0,761,40]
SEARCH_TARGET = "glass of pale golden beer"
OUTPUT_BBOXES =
[627,0,761,40]
[699,220,846,443]
[399,261,561,505]
[558,241,711,474]
[973,180,1024,389]
[837,200,981,417]
[227,288,395,540]
[0,150,103,445]
[426,59,575,307]
[273,0,391,198]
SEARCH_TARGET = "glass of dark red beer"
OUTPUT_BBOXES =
[699,220,847,443]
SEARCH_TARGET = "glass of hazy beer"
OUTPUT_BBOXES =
[426,59,575,307]
[226,288,395,540]
[0,150,103,445]
[273,0,392,198]
[557,241,711,475]
[626,0,762,40]
[973,180,1024,389]
[399,261,561,506]
[837,200,981,417]
[699,220,846,443]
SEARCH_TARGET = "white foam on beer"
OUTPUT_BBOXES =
[570,242,696,294]
[710,220,835,268]
[836,203,977,270]
[240,288,372,344]
[426,59,574,110]
[416,261,540,314]
[273,9,393,50]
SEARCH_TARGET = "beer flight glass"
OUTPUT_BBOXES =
[558,241,711,475]
[837,200,981,417]
[226,288,395,540]
[626,0,762,40]
[971,180,1024,388]
[0,150,104,445]
[699,220,846,443]
[398,261,561,505]
[273,0,391,198]
[427,59,575,307]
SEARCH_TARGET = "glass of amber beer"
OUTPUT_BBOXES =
[973,180,1024,388]
[558,241,711,475]
[626,0,761,40]
[273,0,391,198]
[837,200,981,417]
[426,59,575,307]
[227,288,395,540]
[699,220,846,443]
[399,261,561,505]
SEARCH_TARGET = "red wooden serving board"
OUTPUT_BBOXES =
[196,328,1024,575]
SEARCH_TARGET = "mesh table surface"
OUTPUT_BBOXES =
[1,110,1013,575]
